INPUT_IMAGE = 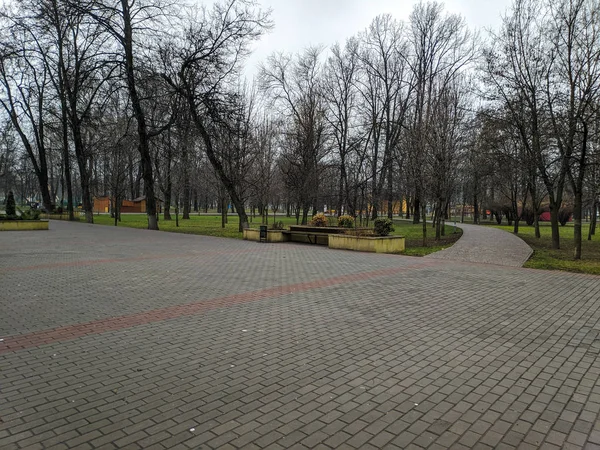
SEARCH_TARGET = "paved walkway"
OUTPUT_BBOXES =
[1,221,599,450]
[426,223,533,267]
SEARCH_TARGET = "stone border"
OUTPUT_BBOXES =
[0,220,49,231]
[328,234,405,253]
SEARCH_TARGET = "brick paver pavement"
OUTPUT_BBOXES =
[1,221,600,449]
[426,223,533,267]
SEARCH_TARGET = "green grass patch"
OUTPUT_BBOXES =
[487,222,600,275]
[391,220,463,256]
[86,213,461,256]
[88,213,279,239]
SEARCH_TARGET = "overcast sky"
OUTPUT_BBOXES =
[243,0,513,77]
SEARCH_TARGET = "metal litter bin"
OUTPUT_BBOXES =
[259,225,267,243]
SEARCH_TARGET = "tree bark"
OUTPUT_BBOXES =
[57,81,74,221]
[184,97,249,231]
[589,201,597,240]
[121,0,158,230]
[182,185,191,219]
[421,203,427,247]
[573,190,582,259]
[413,197,420,224]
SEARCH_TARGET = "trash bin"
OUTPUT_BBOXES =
[259,225,268,243]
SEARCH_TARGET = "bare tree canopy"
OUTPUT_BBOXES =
[1,0,598,261]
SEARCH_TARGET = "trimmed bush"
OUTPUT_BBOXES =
[269,220,284,230]
[374,217,394,236]
[558,207,573,226]
[6,191,16,218]
[522,208,536,226]
[310,213,328,227]
[21,209,41,220]
[337,215,355,228]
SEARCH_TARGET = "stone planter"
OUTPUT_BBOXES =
[243,228,290,243]
[0,220,49,231]
[328,234,405,253]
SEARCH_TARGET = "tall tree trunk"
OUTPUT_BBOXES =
[58,94,74,220]
[163,195,172,220]
[121,0,158,230]
[573,190,583,259]
[387,163,393,219]
[129,154,135,200]
[163,148,172,221]
[435,200,442,240]
[38,169,53,213]
[549,205,560,249]
[113,195,121,226]
[413,196,421,224]
[421,203,427,247]
[51,0,74,221]
[589,200,597,240]
[221,195,227,228]
[72,126,94,224]
[572,123,588,259]
[302,203,309,225]
[182,185,191,219]
[337,164,345,216]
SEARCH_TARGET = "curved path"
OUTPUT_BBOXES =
[426,222,533,267]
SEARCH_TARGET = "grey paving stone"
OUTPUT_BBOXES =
[425,222,533,266]
[0,221,599,450]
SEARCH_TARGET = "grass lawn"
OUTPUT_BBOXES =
[87,213,461,256]
[487,222,600,275]
[391,219,463,256]
[90,213,258,239]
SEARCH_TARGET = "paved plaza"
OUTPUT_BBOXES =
[1,221,600,449]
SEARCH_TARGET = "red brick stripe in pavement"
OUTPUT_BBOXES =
[0,261,437,355]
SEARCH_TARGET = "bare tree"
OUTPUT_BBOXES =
[545,0,600,258]
[323,38,360,216]
[355,14,412,220]
[483,0,565,248]
[260,47,327,224]
[70,0,179,229]
[407,1,475,242]
[0,22,54,212]
[162,0,272,231]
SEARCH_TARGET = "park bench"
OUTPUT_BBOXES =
[282,225,360,246]
[282,229,331,245]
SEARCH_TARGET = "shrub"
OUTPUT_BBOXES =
[374,217,394,236]
[337,215,355,228]
[6,190,16,218]
[269,220,284,230]
[309,213,328,227]
[21,209,41,220]
[522,208,536,226]
[344,229,374,237]
[558,207,573,226]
